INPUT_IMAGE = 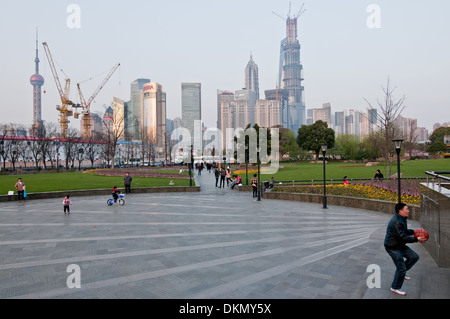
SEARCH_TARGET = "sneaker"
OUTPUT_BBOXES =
[390,288,406,296]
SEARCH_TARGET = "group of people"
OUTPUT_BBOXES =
[342,169,385,186]
[12,172,134,215]
[214,167,238,189]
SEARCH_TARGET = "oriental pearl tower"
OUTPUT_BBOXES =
[30,30,44,127]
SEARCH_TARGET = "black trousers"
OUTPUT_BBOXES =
[252,186,258,198]
[125,185,131,193]
[17,191,24,200]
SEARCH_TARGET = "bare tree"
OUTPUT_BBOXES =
[44,122,59,169]
[85,132,102,168]
[0,124,10,171]
[63,128,80,169]
[364,78,406,177]
[101,111,124,168]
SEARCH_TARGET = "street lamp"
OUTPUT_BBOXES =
[257,147,261,201]
[393,139,403,204]
[245,144,249,186]
[321,144,328,209]
[189,144,193,187]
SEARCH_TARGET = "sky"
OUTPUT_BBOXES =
[0,0,449,133]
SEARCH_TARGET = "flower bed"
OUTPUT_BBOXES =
[273,181,420,206]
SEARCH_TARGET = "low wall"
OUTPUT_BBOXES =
[238,185,420,220]
[420,184,450,268]
[0,186,200,202]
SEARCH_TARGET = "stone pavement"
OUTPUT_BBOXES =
[0,170,449,299]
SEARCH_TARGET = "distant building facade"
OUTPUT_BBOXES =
[182,83,202,151]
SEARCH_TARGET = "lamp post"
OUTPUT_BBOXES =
[321,144,328,209]
[245,144,249,186]
[393,139,403,204]
[257,147,261,201]
[189,144,193,187]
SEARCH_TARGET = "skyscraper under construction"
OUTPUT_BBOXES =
[277,6,306,133]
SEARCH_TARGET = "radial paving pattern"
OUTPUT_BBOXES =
[1,172,446,299]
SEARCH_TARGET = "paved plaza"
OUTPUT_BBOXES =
[0,171,449,299]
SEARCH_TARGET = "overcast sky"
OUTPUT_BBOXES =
[0,0,449,132]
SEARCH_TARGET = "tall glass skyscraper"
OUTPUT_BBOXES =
[182,83,202,152]
[143,82,166,147]
[129,78,150,139]
[244,54,259,100]
[278,14,306,133]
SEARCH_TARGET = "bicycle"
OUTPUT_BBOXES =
[107,193,125,206]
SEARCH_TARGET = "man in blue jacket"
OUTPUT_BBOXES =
[384,203,427,296]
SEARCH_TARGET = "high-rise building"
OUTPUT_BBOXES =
[254,100,281,128]
[334,111,345,136]
[265,89,290,128]
[415,127,428,143]
[217,90,235,129]
[278,13,306,132]
[235,89,256,127]
[395,115,418,140]
[182,83,202,152]
[129,78,150,138]
[30,31,44,127]
[143,82,166,147]
[113,97,125,140]
[244,54,259,99]
[367,108,378,134]
[310,103,332,127]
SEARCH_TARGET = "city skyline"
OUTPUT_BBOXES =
[0,1,449,133]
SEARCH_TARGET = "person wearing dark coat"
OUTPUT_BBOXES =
[124,172,132,194]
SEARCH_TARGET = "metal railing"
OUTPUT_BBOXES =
[425,171,450,194]
[267,177,426,187]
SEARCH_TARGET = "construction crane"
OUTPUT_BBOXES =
[42,42,81,138]
[77,63,120,139]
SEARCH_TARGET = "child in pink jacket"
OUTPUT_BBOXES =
[63,195,72,215]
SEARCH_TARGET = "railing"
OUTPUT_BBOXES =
[266,177,426,187]
[425,171,450,194]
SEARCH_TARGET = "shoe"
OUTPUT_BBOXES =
[404,276,410,280]
[390,288,406,296]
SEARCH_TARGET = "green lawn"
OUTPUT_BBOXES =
[250,158,450,181]
[0,172,190,195]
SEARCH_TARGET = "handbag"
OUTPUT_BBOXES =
[23,190,27,198]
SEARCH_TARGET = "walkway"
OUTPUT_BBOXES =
[0,170,448,299]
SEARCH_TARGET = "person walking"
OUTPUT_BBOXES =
[214,167,220,188]
[63,195,72,215]
[219,168,226,188]
[251,174,258,198]
[15,178,25,201]
[226,168,232,187]
[124,172,132,194]
[384,203,427,296]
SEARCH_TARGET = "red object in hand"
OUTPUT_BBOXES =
[414,228,429,241]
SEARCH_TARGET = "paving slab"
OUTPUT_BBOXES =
[0,169,449,299]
